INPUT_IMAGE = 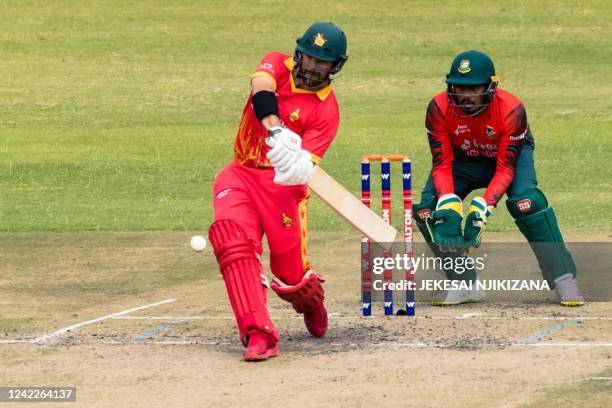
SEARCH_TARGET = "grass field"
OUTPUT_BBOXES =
[1,0,611,232]
[1,1,611,407]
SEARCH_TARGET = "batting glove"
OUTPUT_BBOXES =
[272,150,315,186]
[265,126,302,172]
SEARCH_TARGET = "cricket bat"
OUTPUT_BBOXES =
[308,166,398,244]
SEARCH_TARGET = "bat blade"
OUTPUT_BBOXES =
[308,166,397,245]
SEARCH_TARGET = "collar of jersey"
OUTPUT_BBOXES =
[284,58,332,101]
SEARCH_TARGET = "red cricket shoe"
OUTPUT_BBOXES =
[304,302,328,338]
[243,330,279,362]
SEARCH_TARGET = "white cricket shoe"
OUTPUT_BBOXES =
[432,280,485,306]
[555,275,585,307]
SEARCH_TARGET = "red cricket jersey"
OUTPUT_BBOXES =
[425,88,533,205]
[234,51,340,167]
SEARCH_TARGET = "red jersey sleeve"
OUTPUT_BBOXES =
[426,99,455,197]
[251,51,286,88]
[483,104,528,205]
[301,96,340,163]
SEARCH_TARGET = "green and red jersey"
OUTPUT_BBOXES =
[425,88,533,205]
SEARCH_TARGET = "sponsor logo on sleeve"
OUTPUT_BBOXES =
[216,189,232,200]
[510,130,527,142]
[258,62,275,74]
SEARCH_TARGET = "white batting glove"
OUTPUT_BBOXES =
[266,126,302,172]
[273,150,315,185]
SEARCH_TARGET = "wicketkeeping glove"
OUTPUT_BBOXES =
[463,196,492,254]
[425,193,464,253]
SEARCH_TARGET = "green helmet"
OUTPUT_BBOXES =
[294,22,348,76]
[446,49,496,86]
[446,50,499,117]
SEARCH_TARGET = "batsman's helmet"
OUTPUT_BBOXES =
[293,22,348,87]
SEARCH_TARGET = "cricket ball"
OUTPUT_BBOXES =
[190,235,207,252]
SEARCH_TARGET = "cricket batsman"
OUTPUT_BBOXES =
[207,22,348,361]
[414,49,584,306]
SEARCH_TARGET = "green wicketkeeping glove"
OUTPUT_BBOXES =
[463,197,492,254]
[425,194,464,253]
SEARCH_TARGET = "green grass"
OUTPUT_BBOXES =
[1,0,611,232]
[525,369,612,407]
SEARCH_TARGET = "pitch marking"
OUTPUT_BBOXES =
[34,299,176,344]
[516,318,583,345]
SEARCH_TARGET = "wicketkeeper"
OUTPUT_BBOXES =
[414,50,584,306]
[208,22,348,361]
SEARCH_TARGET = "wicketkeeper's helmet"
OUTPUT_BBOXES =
[446,49,499,116]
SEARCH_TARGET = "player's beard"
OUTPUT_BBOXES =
[448,84,495,117]
[457,98,483,115]
[293,65,331,92]
[448,94,489,117]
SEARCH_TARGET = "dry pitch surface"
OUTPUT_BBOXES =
[1,231,610,407]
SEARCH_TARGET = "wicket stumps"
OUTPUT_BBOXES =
[361,154,415,317]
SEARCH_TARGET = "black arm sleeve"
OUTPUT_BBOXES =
[252,90,279,122]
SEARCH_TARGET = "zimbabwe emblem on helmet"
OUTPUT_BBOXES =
[314,33,327,47]
[458,59,471,74]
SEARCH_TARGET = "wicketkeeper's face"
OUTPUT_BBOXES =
[452,84,487,115]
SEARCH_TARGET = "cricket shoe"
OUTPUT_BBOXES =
[432,281,485,306]
[304,301,328,338]
[555,275,585,307]
[243,330,279,362]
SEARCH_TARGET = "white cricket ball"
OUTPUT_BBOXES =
[190,235,207,252]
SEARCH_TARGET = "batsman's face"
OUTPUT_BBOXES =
[296,54,334,90]
[453,84,487,114]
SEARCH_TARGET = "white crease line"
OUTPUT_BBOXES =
[514,343,612,347]
[2,313,609,345]
[112,316,206,320]
[34,299,176,344]
[583,377,612,381]
[97,340,612,348]
[512,317,612,321]
[103,340,196,345]
[110,315,612,321]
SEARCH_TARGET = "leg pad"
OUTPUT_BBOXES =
[209,220,278,344]
[506,189,576,286]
